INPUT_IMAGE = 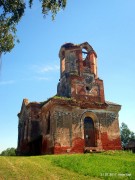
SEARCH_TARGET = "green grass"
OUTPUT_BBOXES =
[0,151,134,180]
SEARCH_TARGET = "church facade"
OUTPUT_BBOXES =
[17,42,121,155]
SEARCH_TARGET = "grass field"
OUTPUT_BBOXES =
[0,151,134,180]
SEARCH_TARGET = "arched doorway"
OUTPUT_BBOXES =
[84,117,95,147]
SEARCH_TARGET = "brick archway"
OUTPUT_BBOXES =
[81,111,98,147]
[84,117,95,147]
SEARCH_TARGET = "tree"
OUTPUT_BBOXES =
[0,0,67,55]
[0,0,25,56]
[0,147,16,156]
[120,122,135,148]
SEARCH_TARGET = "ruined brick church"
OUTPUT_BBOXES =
[17,42,121,155]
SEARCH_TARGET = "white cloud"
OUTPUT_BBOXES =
[32,64,59,73]
[0,80,15,85]
[34,76,50,81]
[21,76,50,81]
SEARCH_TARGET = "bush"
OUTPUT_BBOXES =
[0,147,16,156]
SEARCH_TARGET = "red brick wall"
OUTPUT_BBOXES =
[71,138,84,153]
[54,138,84,154]
[101,132,122,150]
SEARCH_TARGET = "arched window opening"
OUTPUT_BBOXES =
[84,117,95,147]
[82,48,88,66]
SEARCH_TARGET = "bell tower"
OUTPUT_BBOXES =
[57,42,105,103]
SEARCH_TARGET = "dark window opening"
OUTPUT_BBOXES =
[86,86,90,91]
[47,113,50,134]
[29,135,42,155]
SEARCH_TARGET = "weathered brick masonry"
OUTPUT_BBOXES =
[17,42,121,155]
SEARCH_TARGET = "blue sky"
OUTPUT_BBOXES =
[0,0,135,152]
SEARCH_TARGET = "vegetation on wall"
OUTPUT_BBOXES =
[53,95,73,101]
